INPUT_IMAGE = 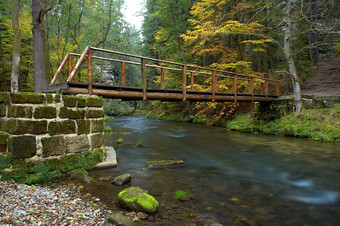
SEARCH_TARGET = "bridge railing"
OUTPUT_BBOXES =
[50,46,280,102]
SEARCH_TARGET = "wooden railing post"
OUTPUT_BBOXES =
[212,70,216,102]
[276,81,280,96]
[121,62,126,86]
[141,58,147,100]
[234,74,238,102]
[68,54,72,79]
[265,80,269,101]
[50,53,70,85]
[251,77,254,103]
[88,48,93,94]
[68,46,90,82]
[190,72,194,91]
[182,65,187,101]
[161,68,165,89]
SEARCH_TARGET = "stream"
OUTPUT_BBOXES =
[87,116,340,225]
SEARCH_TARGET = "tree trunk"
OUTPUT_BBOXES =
[32,0,48,93]
[309,0,319,65]
[11,0,21,93]
[284,0,302,112]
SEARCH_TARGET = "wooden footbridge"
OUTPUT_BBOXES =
[48,46,280,102]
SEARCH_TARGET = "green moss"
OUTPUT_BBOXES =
[59,107,85,119]
[87,109,104,118]
[63,96,78,107]
[91,119,104,133]
[48,120,76,135]
[77,119,90,134]
[8,136,36,159]
[2,120,48,135]
[87,96,104,107]
[174,190,191,200]
[117,138,124,144]
[8,105,33,118]
[10,93,45,104]
[104,115,114,121]
[136,142,144,147]
[0,133,9,152]
[46,94,54,104]
[104,126,112,132]
[0,104,7,117]
[146,160,185,167]
[0,148,104,184]
[77,98,87,108]
[34,106,57,119]
[0,93,9,103]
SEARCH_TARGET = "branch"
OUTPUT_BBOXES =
[38,7,52,22]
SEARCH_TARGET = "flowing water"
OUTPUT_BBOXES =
[87,117,340,225]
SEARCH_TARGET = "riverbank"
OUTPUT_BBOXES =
[227,106,340,142]
[0,180,110,225]
[144,100,340,142]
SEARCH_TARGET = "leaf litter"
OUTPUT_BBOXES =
[0,180,112,225]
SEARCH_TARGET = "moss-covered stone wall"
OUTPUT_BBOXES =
[0,92,105,161]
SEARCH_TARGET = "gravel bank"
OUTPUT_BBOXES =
[0,181,111,225]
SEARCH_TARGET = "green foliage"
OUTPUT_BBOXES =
[0,148,104,184]
[136,142,144,147]
[116,138,124,144]
[104,99,134,116]
[104,114,115,121]
[227,107,340,142]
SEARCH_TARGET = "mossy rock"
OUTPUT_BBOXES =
[146,160,185,167]
[0,133,9,153]
[48,120,76,136]
[90,133,104,149]
[46,94,54,104]
[0,104,7,117]
[77,119,91,134]
[116,138,124,144]
[118,187,159,214]
[8,136,36,159]
[2,119,48,135]
[91,119,104,133]
[87,109,104,118]
[77,98,87,108]
[59,107,85,119]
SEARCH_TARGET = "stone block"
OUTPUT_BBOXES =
[87,96,104,107]
[10,93,45,104]
[59,107,85,119]
[77,119,90,134]
[65,135,90,153]
[0,93,9,104]
[54,94,61,103]
[9,136,36,159]
[46,94,54,104]
[48,120,76,136]
[63,95,78,107]
[0,133,9,152]
[90,133,104,149]
[34,106,57,119]
[1,119,48,135]
[42,136,65,157]
[87,109,104,118]
[0,104,7,117]
[8,105,33,118]
[77,98,87,108]
[91,119,104,133]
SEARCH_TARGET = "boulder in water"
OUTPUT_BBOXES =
[118,187,159,214]
[112,173,132,186]
[106,213,135,226]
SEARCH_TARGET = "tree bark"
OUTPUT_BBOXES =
[32,0,48,93]
[284,0,302,112]
[11,0,21,93]
[309,0,319,65]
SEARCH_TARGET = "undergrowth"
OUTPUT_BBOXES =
[227,107,340,142]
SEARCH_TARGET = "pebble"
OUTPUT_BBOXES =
[0,181,111,225]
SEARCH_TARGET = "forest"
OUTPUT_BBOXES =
[1,0,340,116]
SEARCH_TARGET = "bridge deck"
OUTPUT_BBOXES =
[48,82,278,102]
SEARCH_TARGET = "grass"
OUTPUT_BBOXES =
[227,107,340,142]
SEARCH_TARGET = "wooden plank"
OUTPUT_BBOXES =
[88,48,93,95]
[68,54,72,79]
[141,58,147,100]
[265,80,269,101]
[121,62,126,86]
[251,77,254,103]
[276,81,280,96]
[182,65,187,101]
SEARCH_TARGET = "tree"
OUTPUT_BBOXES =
[283,0,302,112]
[32,0,49,92]
[11,0,21,93]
